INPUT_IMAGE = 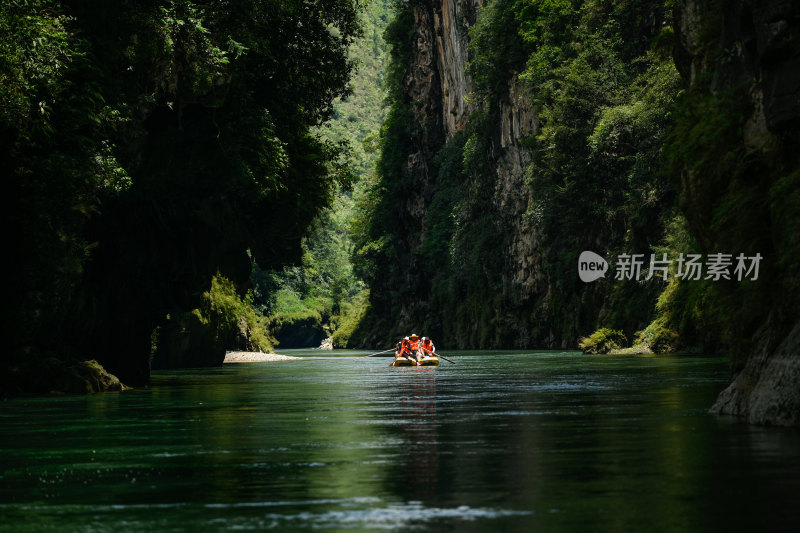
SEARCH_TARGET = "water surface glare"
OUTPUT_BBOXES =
[2,351,800,531]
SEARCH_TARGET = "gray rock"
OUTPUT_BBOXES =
[711,318,800,426]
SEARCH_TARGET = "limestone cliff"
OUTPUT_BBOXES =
[673,0,800,426]
[356,0,671,348]
[401,0,483,217]
[384,0,551,346]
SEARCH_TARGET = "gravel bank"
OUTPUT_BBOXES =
[223,352,301,363]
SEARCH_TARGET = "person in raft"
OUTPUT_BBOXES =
[421,336,435,358]
[407,333,422,361]
[395,336,411,359]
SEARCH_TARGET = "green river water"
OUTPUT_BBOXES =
[2,351,800,532]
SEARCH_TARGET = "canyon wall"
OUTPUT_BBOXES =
[397,0,551,347]
[355,0,670,348]
[673,0,800,425]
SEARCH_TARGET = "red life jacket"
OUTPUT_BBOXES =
[422,340,434,353]
[409,338,420,351]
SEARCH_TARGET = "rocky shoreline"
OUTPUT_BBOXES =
[222,351,301,363]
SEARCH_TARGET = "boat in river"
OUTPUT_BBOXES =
[390,355,439,367]
[417,355,439,366]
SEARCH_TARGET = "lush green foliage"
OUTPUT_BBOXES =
[348,0,417,343]
[153,274,274,369]
[2,1,107,351]
[199,275,274,354]
[349,0,681,348]
[578,328,627,354]
[348,0,794,365]
[3,0,363,384]
[331,289,372,347]
[498,0,680,346]
[252,0,391,348]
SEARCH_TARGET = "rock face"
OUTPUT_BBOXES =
[378,0,800,425]
[386,0,553,345]
[151,312,228,369]
[675,0,800,145]
[435,0,477,137]
[401,1,482,217]
[674,0,800,426]
[366,0,668,349]
[711,317,800,426]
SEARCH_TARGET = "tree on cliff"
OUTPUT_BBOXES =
[1,0,362,388]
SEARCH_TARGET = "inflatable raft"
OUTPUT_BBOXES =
[390,355,439,367]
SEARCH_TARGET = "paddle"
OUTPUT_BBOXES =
[360,347,397,358]
[422,346,456,364]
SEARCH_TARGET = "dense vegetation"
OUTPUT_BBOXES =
[350,0,682,348]
[252,0,392,349]
[2,0,363,389]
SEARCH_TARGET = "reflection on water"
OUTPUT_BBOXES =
[397,367,439,501]
[1,352,800,532]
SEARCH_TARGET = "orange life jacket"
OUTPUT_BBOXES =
[398,340,410,355]
[422,339,434,353]
[408,338,420,351]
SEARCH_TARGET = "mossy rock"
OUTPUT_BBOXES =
[69,360,128,393]
[152,275,275,369]
[579,328,628,354]
[3,354,127,396]
[633,319,681,354]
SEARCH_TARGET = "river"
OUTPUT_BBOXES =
[2,351,799,531]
